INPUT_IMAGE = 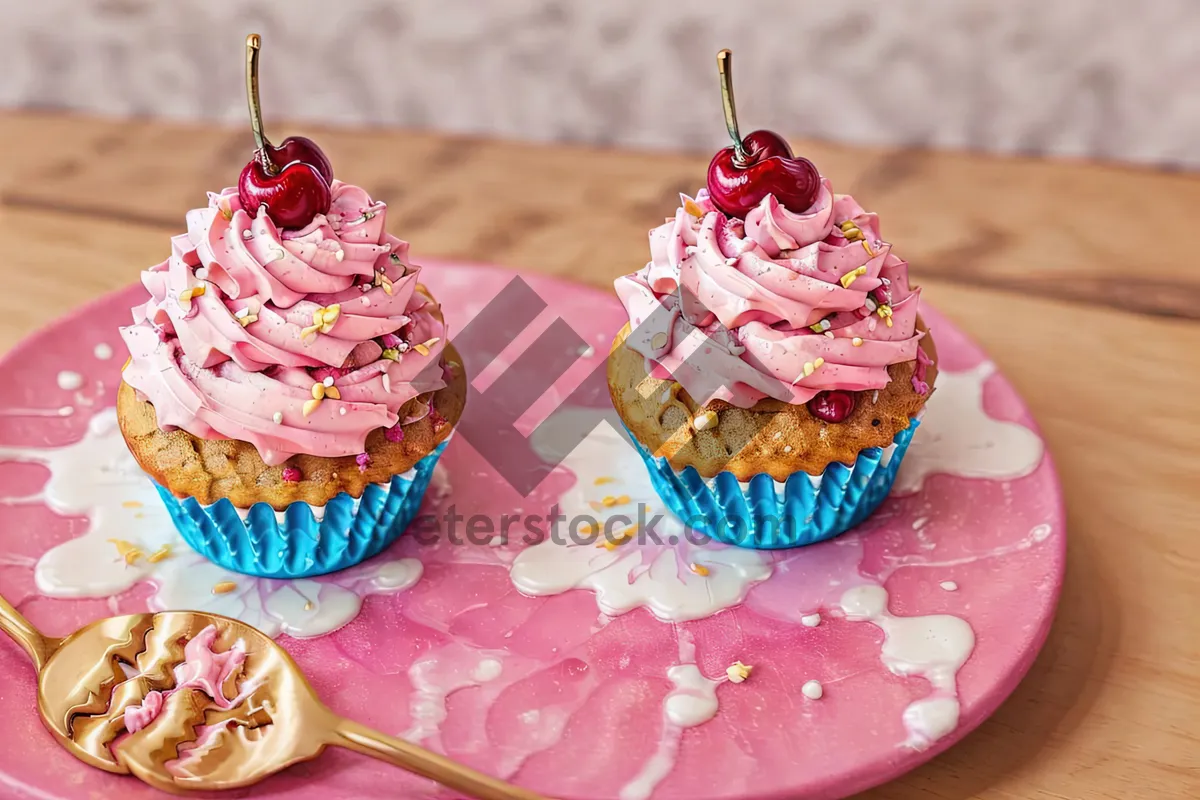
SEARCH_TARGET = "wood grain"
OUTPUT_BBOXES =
[1,110,1198,799]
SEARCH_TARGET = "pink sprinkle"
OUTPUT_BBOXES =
[381,333,403,349]
[282,467,301,483]
[385,424,404,443]
[356,453,371,472]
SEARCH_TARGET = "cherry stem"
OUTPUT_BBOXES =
[716,49,748,167]
[245,33,278,175]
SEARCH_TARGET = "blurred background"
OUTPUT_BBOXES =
[3,0,1198,167]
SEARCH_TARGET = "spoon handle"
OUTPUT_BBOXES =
[0,593,56,670]
[330,716,548,800]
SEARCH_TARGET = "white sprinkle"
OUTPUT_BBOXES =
[93,343,113,360]
[362,297,371,307]
[234,307,251,319]
[334,248,345,262]
[824,331,835,338]
[339,407,347,416]
[801,680,824,700]
[272,412,283,424]
[241,229,254,240]
[360,285,371,293]
[322,376,335,387]
[685,246,698,255]
[872,390,879,404]
[725,256,738,266]
[801,613,821,627]
[195,267,209,280]
[773,431,782,440]
[57,371,84,391]
[783,445,793,453]
[940,581,959,592]
[382,373,392,393]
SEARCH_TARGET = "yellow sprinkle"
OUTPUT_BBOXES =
[683,199,706,218]
[325,385,341,401]
[852,337,864,347]
[414,344,430,356]
[218,197,233,221]
[838,220,857,232]
[108,539,143,565]
[594,477,615,486]
[885,316,894,328]
[616,495,631,505]
[238,314,259,327]
[690,563,710,577]
[588,500,604,512]
[617,525,637,541]
[122,501,143,509]
[578,521,599,535]
[813,357,825,369]
[692,409,719,431]
[803,362,815,377]
[122,356,132,372]
[862,239,876,257]
[602,495,619,507]
[212,581,238,595]
[839,266,868,289]
[304,601,314,611]
[134,513,144,519]
[192,284,206,297]
[311,383,326,400]
[147,546,172,564]
[726,661,753,683]
[303,398,323,417]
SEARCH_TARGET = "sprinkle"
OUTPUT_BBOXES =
[312,383,326,400]
[683,198,706,218]
[594,477,615,485]
[212,581,238,595]
[650,331,669,350]
[267,248,286,263]
[813,357,825,368]
[217,197,233,221]
[578,521,599,535]
[824,331,835,339]
[303,398,322,416]
[304,601,315,611]
[801,613,821,627]
[838,220,857,232]
[385,424,405,443]
[177,284,206,308]
[803,362,815,377]
[122,356,132,371]
[692,409,719,431]
[234,307,250,319]
[334,248,345,262]
[862,239,876,257]
[852,337,864,347]
[339,407,347,415]
[122,501,143,509]
[301,304,342,339]
[282,466,301,483]
[374,270,394,295]
[864,296,878,313]
[238,314,259,327]
[241,228,254,240]
[147,546,172,563]
[940,580,959,591]
[840,266,868,289]
[381,348,400,361]
[273,411,283,424]
[602,495,619,507]
[356,453,371,473]
[414,338,439,357]
[323,376,335,387]
[872,390,879,404]
[726,661,753,683]
[382,372,392,393]
[725,257,739,266]
[108,539,144,565]
[690,563,710,577]
[195,267,209,280]
[783,444,793,453]
[801,680,824,700]
[810,319,831,333]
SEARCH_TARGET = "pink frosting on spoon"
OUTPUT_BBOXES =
[123,625,252,735]
[119,182,447,464]
[615,180,925,407]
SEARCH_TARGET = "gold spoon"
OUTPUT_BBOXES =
[0,595,546,799]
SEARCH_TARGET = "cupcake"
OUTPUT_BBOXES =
[606,50,935,549]
[116,35,464,578]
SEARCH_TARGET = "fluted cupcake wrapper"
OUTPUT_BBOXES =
[628,421,919,549]
[154,437,450,578]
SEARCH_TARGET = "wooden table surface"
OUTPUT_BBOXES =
[1,110,1197,799]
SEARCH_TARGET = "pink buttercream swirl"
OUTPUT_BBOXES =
[615,180,925,407]
[120,181,447,464]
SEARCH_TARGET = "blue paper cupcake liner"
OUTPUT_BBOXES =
[628,420,919,549]
[154,437,450,578]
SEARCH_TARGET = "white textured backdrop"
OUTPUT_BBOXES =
[2,0,1198,167]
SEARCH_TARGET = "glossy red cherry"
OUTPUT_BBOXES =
[707,129,821,218]
[265,136,334,184]
[238,158,332,229]
[807,390,856,423]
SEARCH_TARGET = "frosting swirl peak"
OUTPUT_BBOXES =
[120,181,448,465]
[615,180,924,408]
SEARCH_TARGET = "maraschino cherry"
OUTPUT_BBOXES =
[705,49,821,219]
[807,390,856,423]
[237,34,333,229]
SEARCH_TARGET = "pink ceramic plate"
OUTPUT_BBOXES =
[0,262,1063,800]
